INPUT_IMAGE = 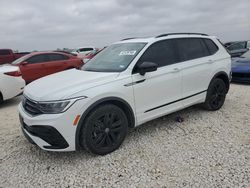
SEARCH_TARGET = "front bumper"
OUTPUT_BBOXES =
[20,116,69,149]
[18,97,90,152]
[232,72,250,83]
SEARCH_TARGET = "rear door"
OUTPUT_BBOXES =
[45,53,70,75]
[131,39,183,124]
[20,54,49,82]
[175,38,214,107]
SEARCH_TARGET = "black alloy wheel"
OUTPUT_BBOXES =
[203,78,227,111]
[80,104,128,155]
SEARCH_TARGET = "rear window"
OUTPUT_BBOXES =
[0,50,11,55]
[78,48,93,52]
[203,39,219,55]
[227,42,246,51]
[176,38,210,61]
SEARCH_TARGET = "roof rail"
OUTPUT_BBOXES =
[156,33,208,38]
[121,37,137,41]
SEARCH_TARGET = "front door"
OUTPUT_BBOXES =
[131,39,182,125]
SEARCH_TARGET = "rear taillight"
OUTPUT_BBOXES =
[4,71,22,77]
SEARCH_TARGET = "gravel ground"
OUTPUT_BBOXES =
[0,84,250,187]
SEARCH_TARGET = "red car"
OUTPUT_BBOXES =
[0,49,29,65]
[11,52,84,83]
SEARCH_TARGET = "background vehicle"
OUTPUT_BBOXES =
[72,47,97,56]
[225,40,250,57]
[54,50,78,56]
[19,33,231,155]
[12,51,84,83]
[232,50,250,83]
[82,48,103,63]
[0,49,29,65]
[0,65,25,103]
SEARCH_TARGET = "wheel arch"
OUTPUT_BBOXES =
[210,71,230,93]
[75,97,135,150]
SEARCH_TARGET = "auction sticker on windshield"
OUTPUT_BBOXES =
[119,51,137,56]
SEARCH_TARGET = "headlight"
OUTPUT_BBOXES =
[38,101,71,114]
[38,96,87,114]
[23,95,87,115]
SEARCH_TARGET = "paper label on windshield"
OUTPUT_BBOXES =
[119,51,136,56]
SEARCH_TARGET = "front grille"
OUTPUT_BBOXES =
[23,96,42,116]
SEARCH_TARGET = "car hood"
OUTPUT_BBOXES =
[232,57,250,72]
[24,69,120,101]
[0,64,19,73]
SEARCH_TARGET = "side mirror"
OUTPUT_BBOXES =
[21,61,28,65]
[137,62,158,76]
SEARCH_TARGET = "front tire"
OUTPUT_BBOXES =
[203,78,227,111]
[80,104,128,155]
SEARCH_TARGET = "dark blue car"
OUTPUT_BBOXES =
[232,50,250,83]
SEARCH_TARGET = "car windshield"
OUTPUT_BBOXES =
[83,43,146,72]
[11,54,30,65]
[241,50,250,58]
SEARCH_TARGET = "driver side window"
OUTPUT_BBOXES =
[133,39,178,73]
[27,54,48,64]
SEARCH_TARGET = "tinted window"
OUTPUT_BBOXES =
[0,50,10,55]
[176,38,210,61]
[137,40,178,68]
[27,55,48,64]
[227,42,246,51]
[203,39,219,55]
[48,54,69,61]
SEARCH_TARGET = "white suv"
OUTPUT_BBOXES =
[19,33,231,155]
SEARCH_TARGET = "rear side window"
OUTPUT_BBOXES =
[137,39,178,68]
[27,55,48,64]
[176,38,210,61]
[48,54,69,61]
[203,39,219,55]
[0,50,10,55]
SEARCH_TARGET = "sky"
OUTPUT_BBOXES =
[0,0,249,51]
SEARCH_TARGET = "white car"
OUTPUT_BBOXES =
[0,65,25,103]
[19,33,231,155]
[72,47,96,55]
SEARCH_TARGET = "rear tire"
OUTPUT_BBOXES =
[79,104,128,155]
[203,78,227,111]
[0,92,3,105]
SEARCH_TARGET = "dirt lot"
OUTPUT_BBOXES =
[0,84,249,187]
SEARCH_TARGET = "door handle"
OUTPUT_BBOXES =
[171,68,180,73]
